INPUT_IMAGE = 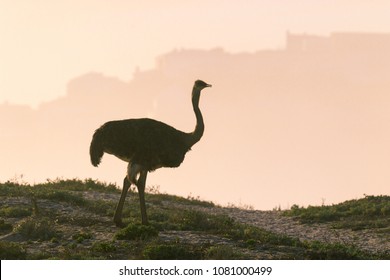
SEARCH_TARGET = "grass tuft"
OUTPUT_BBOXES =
[143,243,203,260]
[0,241,27,260]
[115,224,158,241]
[0,219,13,234]
[14,216,59,241]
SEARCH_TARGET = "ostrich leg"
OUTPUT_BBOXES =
[136,171,148,225]
[114,176,131,227]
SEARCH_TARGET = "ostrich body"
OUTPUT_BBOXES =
[90,80,211,226]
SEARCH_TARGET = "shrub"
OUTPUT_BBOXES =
[115,224,158,240]
[205,245,244,259]
[72,231,93,243]
[37,190,86,206]
[91,241,117,253]
[14,217,58,240]
[143,243,202,260]
[303,241,371,260]
[179,210,234,232]
[0,219,13,234]
[0,206,32,218]
[0,241,27,259]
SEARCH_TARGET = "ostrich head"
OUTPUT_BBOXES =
[194,80,212,90]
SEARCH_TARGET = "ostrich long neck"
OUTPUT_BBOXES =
[186,86,204,148]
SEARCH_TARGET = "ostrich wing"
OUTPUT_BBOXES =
[97,118,190,170]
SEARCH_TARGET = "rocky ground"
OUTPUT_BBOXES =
[1,189,389,259]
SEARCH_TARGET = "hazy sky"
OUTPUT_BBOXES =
[1,1,390,210]
[1,0,390,106]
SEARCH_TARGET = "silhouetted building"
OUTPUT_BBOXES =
[287,31,390,52]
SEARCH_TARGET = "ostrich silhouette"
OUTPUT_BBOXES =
[89,80,211,226]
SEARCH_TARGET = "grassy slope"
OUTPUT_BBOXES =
[284,195,390,231]
[0,179,389,260]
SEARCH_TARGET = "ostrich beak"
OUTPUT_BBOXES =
[205,83,212,87]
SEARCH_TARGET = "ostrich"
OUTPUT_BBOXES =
[89,80,211,226]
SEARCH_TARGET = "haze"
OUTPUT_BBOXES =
[1,1,390,209]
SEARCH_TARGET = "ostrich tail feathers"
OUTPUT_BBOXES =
[90,131,104,167]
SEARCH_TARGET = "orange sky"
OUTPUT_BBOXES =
[1,1,390,106]
[1,1,390,209]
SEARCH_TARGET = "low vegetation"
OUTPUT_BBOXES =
[14,216,59,241]
[0,179,388,260]
[284,195,390,232]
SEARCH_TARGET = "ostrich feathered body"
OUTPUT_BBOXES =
[90,118,191,171]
